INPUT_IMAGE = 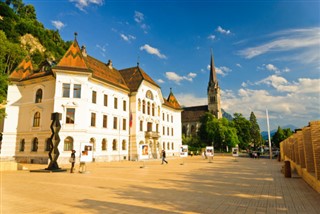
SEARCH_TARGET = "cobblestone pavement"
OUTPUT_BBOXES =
[1,156,320,214]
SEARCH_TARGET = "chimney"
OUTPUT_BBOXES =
[107,60,113,69]
[81,45,87,57]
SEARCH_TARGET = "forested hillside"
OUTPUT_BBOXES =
[0,0,71,118]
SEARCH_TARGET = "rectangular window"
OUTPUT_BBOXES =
[147,122,152,132]
[66,108,75,124]
[171,115,173,123]
[104,94,108,106]
[172,128,174,136]
[167,127,169,135]
[62,83,70,98]
[92,91,97,104]
[103,115,107,128]
[162,113,165,120]
[91,113,96,127]
[114,97,118,109]
[123,118,126,130]
[123,100,126,111]
[113,117,118,129]
[156,124,159,132]
[163,126,165,135]
[73,84,81,98]
[140,121,143,131]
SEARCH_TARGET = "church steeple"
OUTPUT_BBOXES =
[209,49,218,86]
[207,50,222,119]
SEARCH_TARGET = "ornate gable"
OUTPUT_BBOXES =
[56,40,88,70]
[9,56,33,81]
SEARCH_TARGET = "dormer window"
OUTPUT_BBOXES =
[35,89,42,103]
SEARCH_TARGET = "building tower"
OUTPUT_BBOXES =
[207,51,222,119]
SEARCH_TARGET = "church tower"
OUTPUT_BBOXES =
[207,51,222,119]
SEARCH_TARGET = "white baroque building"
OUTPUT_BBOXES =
[1,37,182,164]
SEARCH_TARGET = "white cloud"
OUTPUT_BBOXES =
[238,27,320,65]
[140,44,167,59]
[165,72,197,84]
[175,93,207,107]
[216,26,231,35]
[96,43,108,57]
[134,11,149,33]
[260,63,291,75]
[157,79,164,84]
[208,34,216,40]
[256,75,298,93]
[236,63,242,68]
[51,20,66,30]
[69,0,104,11]
[221,77,320,130]
[208,65,232,76]
[134,11,144,23]
[120,34,136,42]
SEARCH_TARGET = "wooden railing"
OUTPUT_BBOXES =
[280,120,320,193]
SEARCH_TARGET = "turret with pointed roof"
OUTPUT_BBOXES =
[207,50,222,119]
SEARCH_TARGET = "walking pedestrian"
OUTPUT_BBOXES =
[161,149,168,164]
[70,150,76,173]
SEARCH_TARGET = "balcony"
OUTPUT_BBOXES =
[145,131,160,138]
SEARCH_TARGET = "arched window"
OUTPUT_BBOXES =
[171,142,174,150]
[32,137,38,152]
[138,99,141,111]
[64,136,73,151]
[35,89,42,103]
[19,139,25,152]
[162,142,165,150]
[102,139,107,151]
[167,142,170,150]
[122,140,126,150]
[90,138,96,151]
[147,102,150,115]
[142,100,146,114]
[152,103,155,116]
[45,138,51,151]
[33,112,40,127]
[112,139,117,151]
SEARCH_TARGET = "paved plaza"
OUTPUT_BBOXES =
[1,156,320,214]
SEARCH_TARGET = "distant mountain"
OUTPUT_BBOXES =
[222,109,233,121]
[261,124,298,140]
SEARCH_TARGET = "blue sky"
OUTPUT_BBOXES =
[25,0,320,131]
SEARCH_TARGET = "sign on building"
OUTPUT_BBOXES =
[80,143,93,163]
[180,145,188,157]
[140,144,149,160]
[206,146,214,157]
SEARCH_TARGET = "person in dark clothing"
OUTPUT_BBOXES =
[161,149,168,164]
[70,150,76,173]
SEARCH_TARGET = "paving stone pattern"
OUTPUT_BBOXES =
[1,156,320,214]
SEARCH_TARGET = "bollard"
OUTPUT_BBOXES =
[284,160,291,178]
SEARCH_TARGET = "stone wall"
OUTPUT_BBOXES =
[280,120,320,193]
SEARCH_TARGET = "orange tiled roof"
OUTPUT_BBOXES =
[87,56,129,91]
[119,66,160,92]
[163,90,182,110]
[9,56,33,81]
[56,40,88,70]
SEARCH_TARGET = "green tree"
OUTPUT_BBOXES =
[272,126,286,148]
[232,113,251,150]
[272,127,293,148]
[198,113,239,151]
[249,112,262,149]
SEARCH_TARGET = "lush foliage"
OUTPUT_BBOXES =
[249,112,262,149]
[272,126,293,148]
[0,0,71,119]
[197,112,239,151]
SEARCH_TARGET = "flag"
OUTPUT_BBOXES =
[129,112,132,127]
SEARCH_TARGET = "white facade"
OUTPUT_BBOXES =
[1,40,182,164]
